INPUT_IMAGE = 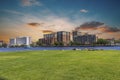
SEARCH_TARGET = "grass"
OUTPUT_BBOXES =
[0,50,120,80]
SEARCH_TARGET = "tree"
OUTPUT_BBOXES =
[59,42,64,46]
[36,41,43,46]
[54,42,59,46]
[54,42,64,46]
[0,44,2,48]
[69,41,74,46]
[2,43,7,48]
[97,39,109,46]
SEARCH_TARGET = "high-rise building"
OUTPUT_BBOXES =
[57,31,71,45]
[39,31,71,46]
[72,31,81,41]
[16,37,31,46]
[43,33,57,45]
[73,31,97,45]
[9,37,31,46]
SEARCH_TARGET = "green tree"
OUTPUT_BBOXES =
[2,43,7,48]
[54,42,59,46]
[59,42,64,46]
[69,41,74,46]
[36,41,43,46]
[54,42,64,46]
[97,39,109,46]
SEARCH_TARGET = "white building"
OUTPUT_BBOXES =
[9,37,31,46]
[0,41,4,46]
[9,38,16,46]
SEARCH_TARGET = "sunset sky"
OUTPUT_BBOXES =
[0,0,120,43]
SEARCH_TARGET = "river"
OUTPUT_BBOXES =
[0,46,120,52]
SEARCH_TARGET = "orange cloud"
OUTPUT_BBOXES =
[98,26,120,33]
[27,22,44,27]
[42,30,54,34]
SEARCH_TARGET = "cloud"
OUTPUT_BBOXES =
[76,21,120,33]
[27,22,44,27]
[98,26,120,33]
[21,0,42,6]
[75,21,120,39]
[23,14,75,32]
[76,21,104,30]
[80,9,88,13]
[42,30,54,34]
[3,10,24,15]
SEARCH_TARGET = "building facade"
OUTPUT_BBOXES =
[73,31,97,45]
[39,31,71,46]
[9,38,16,46]
[9,37,31,46]
[43,33,57,45]
[57,31,71,45]
[0,40,4,46]
[72,31,81,41]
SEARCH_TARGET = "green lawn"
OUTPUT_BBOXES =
[0,50,120,80]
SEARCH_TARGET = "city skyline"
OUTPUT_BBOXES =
[0,0,120,43]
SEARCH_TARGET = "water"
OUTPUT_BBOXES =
[0,46,120,52]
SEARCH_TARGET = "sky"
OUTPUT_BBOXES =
[0,0,120,43]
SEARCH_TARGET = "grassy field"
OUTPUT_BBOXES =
[0,50,120,80]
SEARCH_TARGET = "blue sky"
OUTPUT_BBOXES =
[0,0,120,42]
[0,0,120,26]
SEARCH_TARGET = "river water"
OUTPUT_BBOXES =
[0,46,120,52]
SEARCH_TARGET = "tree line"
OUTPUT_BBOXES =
[31,39,120,47]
